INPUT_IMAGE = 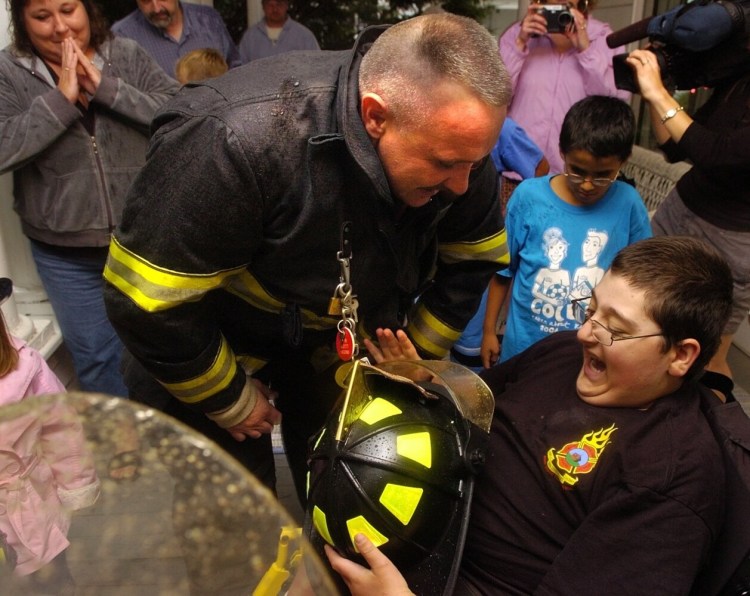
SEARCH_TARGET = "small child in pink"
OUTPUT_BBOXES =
[0,278,100,587]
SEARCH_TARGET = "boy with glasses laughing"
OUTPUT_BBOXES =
[330,236,740,595]
[480,95,651,367]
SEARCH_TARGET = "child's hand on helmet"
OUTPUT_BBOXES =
[364,329,421,363]
[324,533,414,596]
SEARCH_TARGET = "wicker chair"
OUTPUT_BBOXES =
[621,145,692,214]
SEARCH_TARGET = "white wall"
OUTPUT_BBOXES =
[248,0,263,27]
[0,3,63,357]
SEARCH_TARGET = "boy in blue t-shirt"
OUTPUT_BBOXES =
[480,96,651,366]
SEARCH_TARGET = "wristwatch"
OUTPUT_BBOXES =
[661,106,684,124]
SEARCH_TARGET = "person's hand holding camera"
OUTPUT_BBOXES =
[517,2,590,52]
[564,4,590,51]
[626,49,668,103]
[516,3,551,51]
[627,48,691,145]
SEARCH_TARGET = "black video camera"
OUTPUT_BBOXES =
[607,0,750,93]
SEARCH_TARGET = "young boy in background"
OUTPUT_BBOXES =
[175,48,229,85]
[481,95,651,367]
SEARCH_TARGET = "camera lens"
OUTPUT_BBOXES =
[559,10,574,26]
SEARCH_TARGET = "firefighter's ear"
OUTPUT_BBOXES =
[361,93,388,140]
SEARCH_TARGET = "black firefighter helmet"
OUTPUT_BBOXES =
[305,359,494,595]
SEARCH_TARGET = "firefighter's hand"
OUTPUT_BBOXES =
[228,379,281,441]
[364,329,421,364]
[324,534,414,596]
[207,378,281,441]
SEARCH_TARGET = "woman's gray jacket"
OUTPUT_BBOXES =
[0,37,178,247]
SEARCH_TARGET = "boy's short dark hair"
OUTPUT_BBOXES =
[610,236,733,380]
[559,95,635,162]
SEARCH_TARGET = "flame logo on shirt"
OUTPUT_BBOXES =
[545,424,617,487]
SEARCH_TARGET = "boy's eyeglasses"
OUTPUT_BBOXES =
[570,298,665,346]
[563,166,620,188]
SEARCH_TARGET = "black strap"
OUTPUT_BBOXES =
[701,370,736,403]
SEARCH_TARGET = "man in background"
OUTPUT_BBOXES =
[113,0,241,78]
[239,0,319,63]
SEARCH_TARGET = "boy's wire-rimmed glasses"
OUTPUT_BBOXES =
[570,297,665,347]
[563,166,620,188]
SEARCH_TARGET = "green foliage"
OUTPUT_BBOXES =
[292,0,491,50]
[441,0,491,21]
[97,0,133,26]
[214,0,248,43]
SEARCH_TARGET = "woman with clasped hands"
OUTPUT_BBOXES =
[499,0,628,174]
[0,0,177,396]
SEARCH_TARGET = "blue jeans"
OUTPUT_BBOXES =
[30,241,128,396]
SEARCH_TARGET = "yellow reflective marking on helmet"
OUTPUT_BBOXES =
[312,428,326,451]
[306,471,310,498]
[313,506,334,546]
[397,432,432,468]
[359,398,402,425]
[379,484,424,525]
[346,516,389,551]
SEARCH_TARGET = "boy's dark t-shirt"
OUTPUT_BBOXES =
[459,331,725,595]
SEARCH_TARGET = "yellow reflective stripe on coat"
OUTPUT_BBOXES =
[236,354,269,377]
[159,335,237,403]
[407,304,461,359]
[226,272,338,331]
[104,237,244,313]
[438,228,509,266]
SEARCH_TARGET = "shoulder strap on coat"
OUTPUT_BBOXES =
[690,373,750,596]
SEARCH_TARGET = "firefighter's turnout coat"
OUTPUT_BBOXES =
[103,26,508,416]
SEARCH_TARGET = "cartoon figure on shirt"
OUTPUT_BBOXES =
[530,228,571,328]
[570,229,609,301]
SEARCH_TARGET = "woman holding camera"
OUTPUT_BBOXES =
[628,48,750,382]
[0,0,178,396]
[499,0,628,174]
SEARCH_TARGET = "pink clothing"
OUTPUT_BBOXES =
[0,338,99,575]
[0,337,65,399]
[499,18,630,174]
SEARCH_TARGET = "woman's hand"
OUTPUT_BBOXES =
[565,5,590,51]
[58,38,81,103]
[516,4,549,50]
[57,38,101,104]
[324,534,414,596]
[363,329,421,364]
[627,48,691,145]
[626,49,670,103]
[72,41,101,96]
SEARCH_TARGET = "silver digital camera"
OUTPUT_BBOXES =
[537,3,575,33]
